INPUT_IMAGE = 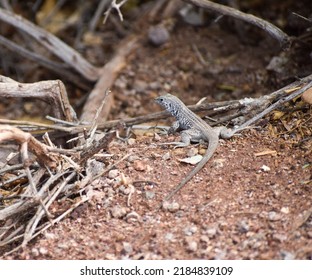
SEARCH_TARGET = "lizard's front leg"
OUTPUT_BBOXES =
[168,120,180,135]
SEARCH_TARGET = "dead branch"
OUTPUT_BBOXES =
[80,35,140,123]
[183,0,290,48]
[0,75,77,122]
[0,125,59,169]
[89,0,111,31]
[0,8,100,81]
[103,0,129,24]
[0,34,90,90]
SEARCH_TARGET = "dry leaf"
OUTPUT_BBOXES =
[254,150,277,157]
[178,155,202,165]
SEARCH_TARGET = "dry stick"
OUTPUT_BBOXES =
[0,125,58,170]
[0,34,90,90]
[22,172,77,247]
[0,170,67,244]
[229,80,312,136]
[89,0,111,31]
[103,0,128,24]
[0,76,77,121]
[80,36,140,123]
[183,0,290,48]
[0,8,99,81]
[78,131,115,166]
[88,89,111,135]
[5,195,90,256]
[0,168,45,222]
[0,163,24,175]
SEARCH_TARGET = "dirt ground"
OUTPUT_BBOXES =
[1,6,312,260]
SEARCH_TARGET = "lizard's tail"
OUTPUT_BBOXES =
[162,134,219,202]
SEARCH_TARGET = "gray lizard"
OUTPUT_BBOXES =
[155,93,234,203]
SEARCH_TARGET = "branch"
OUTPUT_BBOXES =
[0,75,77,122]
[0,125,59,169]
[0,8,100,81]
[183,0,291,48]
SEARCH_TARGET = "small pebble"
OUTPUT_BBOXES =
[165,233,175,241]
[133,79,148,93]
[272,233,287,242]
[237,220,249,233]
[162,201,180,212]
[260,165,271,172]
[31,248,39,257]
[39,247,48,255]
[280,207,289,214]
[126,211,140,223]
[206,227,217,238]
[268,211,282,221]
[108,169,119,179]
[110,205,128,219]
[128,155,140,162]
[127,138,136,145]
[133,160,146,171]
[162,152,171,160]
[280,250,295,260]
[186,239,198,252]
[148,25,170,46]
[122,242,133,255]
[145,190,155,200]
[183,225,198,236]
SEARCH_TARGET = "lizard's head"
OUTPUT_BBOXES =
[155,93,180,112]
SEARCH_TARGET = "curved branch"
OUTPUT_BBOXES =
[183,0,291,48]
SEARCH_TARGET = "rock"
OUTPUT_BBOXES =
[280,250,295,260]
[260,165,271,172]
[266,56,288,73]
[183,225,198,236]
[31,248,39,257]
[237,220,249,233]
[126,211,141,223]
[200,235,209,243]
[127,155,140,162]
[127,138,136,145]
[268,211,282,221]
[280,207,289,214]
[162,201,180,212]
[39,247,48,255]
[165,233,175,242]
[110,205,128,219]
[108,169,119,179]
[122,242,133,255]
[206,227,217,238]
[162,152,171,160]
[272,233,287,242]
[149,81,161,90]
[133,160,146,171]
[185,239,198,252]
[133,79,148,93]
[179,5,206,26]
[148,25,170,46]
[145,190,155,200]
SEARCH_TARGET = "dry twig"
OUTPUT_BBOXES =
[183,0,290,48]
[0,8,100,81]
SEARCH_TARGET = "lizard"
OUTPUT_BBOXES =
[155,93,235,204]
